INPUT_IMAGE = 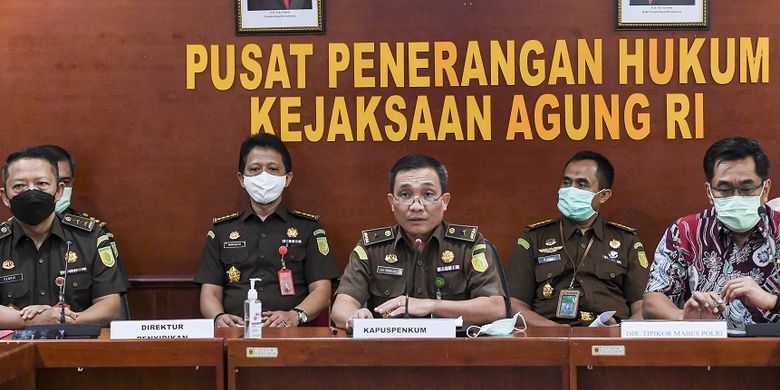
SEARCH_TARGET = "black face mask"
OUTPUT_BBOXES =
[9,189,56,226]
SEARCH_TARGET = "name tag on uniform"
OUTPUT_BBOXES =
[376,266,403,276]
[223,241,246,249]
[436,265,460,272]
[538,254,562,264]
[0,273,23,284]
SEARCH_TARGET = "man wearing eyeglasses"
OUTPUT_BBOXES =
[644,137,780,328]
[331,154,505,329]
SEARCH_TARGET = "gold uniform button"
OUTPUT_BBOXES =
[580,243,587,248]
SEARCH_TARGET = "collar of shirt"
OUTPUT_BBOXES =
[392,221,446,254]
[239,204,291,224]
[11,216,66,248]
[561,214,605,241]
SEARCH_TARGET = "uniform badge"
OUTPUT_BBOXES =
[517,238,531,250]
[317,237,330,256]
[471,252,488,273]
[538,246,563,254]
[542,283,554,299]
[609,239,621,249]
[385,253,398,264]
[608,251,619,259]
[287,227,299,238]
[441,250,455,264]
[227,266,241,284]
[229,231,241,240]
[66,251,78,264]
[1,260,14,270]
[638,251,649,269]
[98,247,116,267]
[545,238,557,246]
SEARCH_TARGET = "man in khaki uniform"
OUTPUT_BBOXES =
[332,154,505,330]
[507,151,649,326]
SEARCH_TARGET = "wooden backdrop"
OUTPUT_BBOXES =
[0,0,777,282]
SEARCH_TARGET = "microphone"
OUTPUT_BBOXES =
[58,241,73,324]
[405,236,424,318]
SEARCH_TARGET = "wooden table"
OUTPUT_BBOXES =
[7,329,225,390]
[0,342,36,389]
[569,327,780,389]
[226,327,571,390]
[5,326,780,389]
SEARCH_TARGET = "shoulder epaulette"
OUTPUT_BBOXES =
[289,209,320,222]
[607,221,637,235]
[362,227,394,246]
[213,212,240,225]
[0,222,10,240]
[525,219,555,231]
[445,223,478,242]
[62,214,96,232]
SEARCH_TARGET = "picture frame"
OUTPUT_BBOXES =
[616,0,709,30]
[235,0,324,35]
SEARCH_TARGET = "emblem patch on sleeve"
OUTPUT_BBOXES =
[471,252,489,273]
[98,247,116,267]
[317,237,330,256]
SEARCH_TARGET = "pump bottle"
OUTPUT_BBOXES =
[244,278,263,339]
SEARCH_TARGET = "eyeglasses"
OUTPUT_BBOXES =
[392,193,443,206]
[710,182,764,198]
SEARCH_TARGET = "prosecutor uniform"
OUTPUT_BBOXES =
[507,216,649,324]
[194,206,339,317]
[336,222,504,315]
[0,214,126,311]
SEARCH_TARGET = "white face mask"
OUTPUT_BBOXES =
[55,186,73,214]
[243,172,287,204]
[466,312,527,338]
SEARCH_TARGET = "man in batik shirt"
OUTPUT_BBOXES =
[644,137,780,329]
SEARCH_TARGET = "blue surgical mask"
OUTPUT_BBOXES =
[558,187,602,222]
[709,184,764,233]
[55,186,72,214]
[466,312,526,338]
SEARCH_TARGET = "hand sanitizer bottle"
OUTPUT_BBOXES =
[244,278,262,339]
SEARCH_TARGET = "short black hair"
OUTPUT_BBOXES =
[564,151,614,190]
[39,144,76,177]
[238,133,292,174]
[389,154,448,193]
[703,137,769,183]
[3,146,60,188]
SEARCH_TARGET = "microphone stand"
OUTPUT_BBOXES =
[59,241,72,324]
[405,237,423,318]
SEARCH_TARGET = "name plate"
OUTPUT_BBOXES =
[110,319,214,339]
[352,318,460,339]
[621,320,727,338]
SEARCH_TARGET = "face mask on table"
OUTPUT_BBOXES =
[466,312,527,338]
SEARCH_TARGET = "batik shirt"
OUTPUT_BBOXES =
[646,207,780,328]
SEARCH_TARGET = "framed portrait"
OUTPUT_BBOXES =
[616,0,709,30]
[235,0,324,35]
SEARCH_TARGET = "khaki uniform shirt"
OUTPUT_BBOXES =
[194,206,339,316]
[0,214,127,312]
[336,222,504,317]
[507,216,649,324]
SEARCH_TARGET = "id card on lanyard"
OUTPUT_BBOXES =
[277,244,296,296]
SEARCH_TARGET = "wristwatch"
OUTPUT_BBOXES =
[293,307,308,324]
